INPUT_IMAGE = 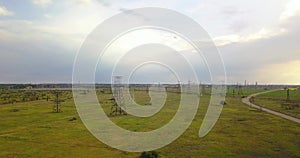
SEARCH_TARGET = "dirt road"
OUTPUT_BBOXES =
[242,90,300,124]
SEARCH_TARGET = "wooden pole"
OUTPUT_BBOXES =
[287,89,290,101]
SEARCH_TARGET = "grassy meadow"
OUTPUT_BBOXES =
[0,87,300,157]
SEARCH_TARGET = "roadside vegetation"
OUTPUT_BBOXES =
[252,89,300,119]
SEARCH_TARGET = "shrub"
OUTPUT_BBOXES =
[68,117,77,121]
[139,151,158,158]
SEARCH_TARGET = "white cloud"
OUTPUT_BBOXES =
[0,6,14,16]
[214,28,287,46]
[213,0,298,46]
[32,0,53,7]
[280,0,300,21]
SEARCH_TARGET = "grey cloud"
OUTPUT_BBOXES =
[229,20,248,33]
[219,14,300,84]
[0,34,75,83]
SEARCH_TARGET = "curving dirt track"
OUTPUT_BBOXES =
[242,89,300,124]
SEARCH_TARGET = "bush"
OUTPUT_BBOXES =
[139,151,158,158]
[68,117,77,121]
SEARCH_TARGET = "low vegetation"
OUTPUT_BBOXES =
[0,87,300,157]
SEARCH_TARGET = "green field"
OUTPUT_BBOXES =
[1,88,300,157]
[252,89,300,119]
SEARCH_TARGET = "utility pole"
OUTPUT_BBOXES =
[53,91,62,113]
[286,89,290,102]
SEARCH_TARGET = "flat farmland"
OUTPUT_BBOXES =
[0,88,300,157]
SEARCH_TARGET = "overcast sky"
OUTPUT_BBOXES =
[0,0,300,85]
